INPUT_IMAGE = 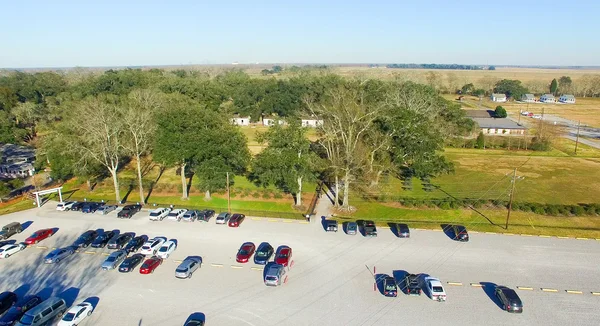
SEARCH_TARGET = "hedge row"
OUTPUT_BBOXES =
[397,198,600,216]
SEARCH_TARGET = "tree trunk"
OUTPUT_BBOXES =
[375,170,383,185]
[180,163,188,199]
[295,176,303,206]
[205,190,211,200]
[110,169,121,203]
[86,179,92,191]
[342,170,350,208]
[334,175,339,207]
[136,154,145,204]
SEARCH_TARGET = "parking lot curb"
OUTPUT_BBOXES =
[591,292,600,296]
[83,251,96,255]
[36,246,48,249]
[541,288,558,292]
[470,283,483,287]
[231,265,243,269]
[565,290,583,294]
[250,267,264,271]
[447,282,463,286]
[517,286,534,290]
[210,263,224,267]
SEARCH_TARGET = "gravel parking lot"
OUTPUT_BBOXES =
[0,202,599,326]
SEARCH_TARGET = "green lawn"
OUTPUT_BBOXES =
[0,200,38,215]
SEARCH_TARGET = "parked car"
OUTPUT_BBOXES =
[184,319,205,326]
[0,295,41,326]
[175,257,202,279]
[107,232,134,250]
[24,228,54,245]
[452,225,469,242]
[102,250,128,270]
[91,230,117,248]
[264,263,287,286]
[140,237,166,255]
[156,240,177,259]
[182,210,198,222]
[0,243,26,258]
[0,222,22,240]
[395,223,410,238]
[56,201,76,211]
[72,230,98,248]
[383,276,398,297]
[140,256,163,274]
[117,204,142,218]
[346,222,358,235]
[423,277,446,301]
[0,292,17,316]
[96,204,118,215]
[325,219,338,232]
[236,242,255,263]
[148,207,170,221]
[275,246,292,267]
[254,242,274,265]
[167,209,187,221]
[57,302,94,326]
[14,297,66,326]
[44,247,74,264]
[81,202,103,213]
[118,253,145,273]
[495,286,523,313]
[215,212,231,224]
[363,220,377,237]
[404,274,421,295]
[124,235,146,253]
[197,210,215,222]
[228,214,245,227]
[70,202,86,212]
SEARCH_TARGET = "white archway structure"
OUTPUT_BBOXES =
[32,187,63,207]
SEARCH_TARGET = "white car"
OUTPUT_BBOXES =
[0,243,26,258]
[140,237,166,255]
[56,201,76,211]
[149,207,171,221]
[57,302,94,326]
[156,240,177,259]
[423,277,447,302]
[167,209,187,221]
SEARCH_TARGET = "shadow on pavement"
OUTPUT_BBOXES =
[481,282,503,310]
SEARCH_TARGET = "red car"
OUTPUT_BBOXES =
[139,256,163,274]
[24,228,54,245]
[228,214,246,227]
[236,242,255,263]
[275,246,292,267]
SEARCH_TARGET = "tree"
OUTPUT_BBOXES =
[461,83,474,95]
[558,76,572,94]
[250,122,322,206]
[475,131,485,149]
[550,78,558,95]
[493,79,528,100]
[494,106,507,118]
[472,89,486,98]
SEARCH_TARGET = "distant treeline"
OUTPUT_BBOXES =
[386,64,492,70]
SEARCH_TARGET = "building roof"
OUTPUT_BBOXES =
[561,94,575,99]
[522,94,535,99]
[0,143,35,164]
[463,110,495,118]
[541,94,555,98]
[491,93,506,98]
[472,118,527,130]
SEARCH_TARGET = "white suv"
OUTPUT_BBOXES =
[56,201,76,211]
[140,237,166,255]
[167,209,187,221]
[149,208,171,221]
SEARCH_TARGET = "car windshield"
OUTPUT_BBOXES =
[168,212,177,216]
[385,284,396,291]
[159,246,168,252]
[239,249,249,255]
[432,286,444,293]
[149,212,159,216]
[62,313,76,321]
[19,314,35,325]
[256,251,268,257]
[142,245,150,250]
[107,256,116,262]
[176,267,188,273]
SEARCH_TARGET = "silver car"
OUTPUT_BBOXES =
[96,205,118,215]
[44,247,75,264]
[215,212,231,224]
[102,250,127,270]
[175,257,202,279]
[264,263,287,286]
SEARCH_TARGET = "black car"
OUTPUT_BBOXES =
[124,235,146,253]
[0,291,17,316]
[82,202,103,213]
[452,225,469,242]
[197,210,215,222]
[495,286,523,313]
[383,276,397,297]
[254,242,274,265]
[107,232,134,249]
[70,202,86,211]
[363,220,377,237]
[118,253,145,273]
[403,274,421,295]
[118,205,142,218]
[0,295,41,326]
[91,230,117,248]
[72,230,99,248]
[395,223,410,238]
[325,219,338,232]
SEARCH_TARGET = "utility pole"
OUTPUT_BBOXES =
[539,107,545,138]
[226,172,231,213]
[574,120,581,155]
[506,168,517,230]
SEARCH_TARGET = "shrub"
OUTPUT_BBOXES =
[520,203,532,212]
[449,200,460,209]
[239,189,250,198]
[475,132,485,149]
[402,200,414,208]
[494,106,507,118]
[251,191,260,198]
[439,201,451,210]
[532,204,546,215]
[273,192,283,199]
[545,205,559,216]
[530,137,551,151]
[557,205,570,216]
[585,205,596,215]
[571,205,585,216]
[262,191,272,199]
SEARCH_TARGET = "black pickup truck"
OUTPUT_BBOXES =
[404,273,422,295]
[363,220,377,237]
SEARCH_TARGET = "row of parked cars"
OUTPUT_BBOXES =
[233,242,293,287]
[0,291,94,326]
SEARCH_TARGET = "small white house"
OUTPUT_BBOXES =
[230,116,251,126]
[263,117,286,126]
[301,118,324,128]
[559,94,575,104]
[540,94,556,103]
[491,93,507,102]
[521,94,536,103]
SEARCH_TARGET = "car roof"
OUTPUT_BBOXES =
[24,297,64,316]
[279,247,291,254]
[162,240,175,246]
[499,287,521,300]
[150,207,167,213]
[171,209,186,213]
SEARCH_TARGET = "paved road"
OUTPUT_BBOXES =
[0,203,599,326]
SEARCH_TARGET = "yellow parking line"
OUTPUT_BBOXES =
[520,234,533,237]
[591,292,600,296]
[83,251,96,255]
[541,288,558,292]
[470,231,479,234]
[283,220,294,223]
[380,226,390,229]
[539,235,551,238]
[299,221,309,224]
[557,236,570,239]
[576,237,589,240]
[565,290,583,294]
[172,260,182,264]
[211,263,223,267]
[485,232,496,235]
[268,219,278,222]
[52,247,57,250]
[36,246,48,249]
[517,286,534,290]
[414,228,426,231]
[431,229,442,232]
[231,265,243,269]
[470,283,483,287]
[504,233,515,236]
[251,217,261,221]
[447,282,463,286]
[101,253,110,256]
[250,267,264,271]
[596,239,600,241]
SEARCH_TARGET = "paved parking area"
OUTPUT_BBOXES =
[0,203,599,325]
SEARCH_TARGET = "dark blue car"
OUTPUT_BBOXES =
[383,277,398,297]
[253,242,274,265]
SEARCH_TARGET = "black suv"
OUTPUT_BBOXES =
[197,210,215,222]
[403,274,421,295]
[72,230,99,248]
[363,220,377,237]
[107,233,134,249]
[124,236,146,253]
[495,286,523,313]
[118,205,142,218]
[70,202,86,211]
[91,230,116,248]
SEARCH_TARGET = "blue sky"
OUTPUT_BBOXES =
[1,0,598,67]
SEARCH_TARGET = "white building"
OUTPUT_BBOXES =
[301,118,324,128]
[559,94,575,104]
[263,117,286,126]
[540,94,556,103]
[521,94,536,103]
[230,116,251,126]
[491,93,507,102]
[0,143,36,179]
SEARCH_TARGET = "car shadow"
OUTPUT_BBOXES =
[170,239,178,247]
[392,270,409,293]
[388,223,400,237]
[13,284,31,298]
[417,273,431,298]
[341,222,349,234]
[320,216,328,232]
[83,296,100,310]
[21,221,34,232]
[51,227,60,235]
[184,312,206,324]
[58,287,80,307]
[481,282,503,309]
[36,287,54,300]
[440,224,456,240]
[0,239,17,246]
[375,273,389,295]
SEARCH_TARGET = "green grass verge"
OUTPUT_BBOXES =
[0,200,38,215]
